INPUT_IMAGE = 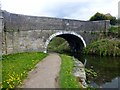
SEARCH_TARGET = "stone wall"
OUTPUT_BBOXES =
[0,10,3,56]
[2,11,110,32]
[1,10,110,54]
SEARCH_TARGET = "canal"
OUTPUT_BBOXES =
[75,55,120,88]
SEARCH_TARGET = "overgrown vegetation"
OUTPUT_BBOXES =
[48,37,71,54]
[107,26,120,38]
[96,26,119,39]
[59,54,81,88]
[109,26,118,33]
[83,39,120,56]
[85,68,97,84]
[2,52,47,89]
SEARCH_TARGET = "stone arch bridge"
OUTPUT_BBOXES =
[0,10,110,54]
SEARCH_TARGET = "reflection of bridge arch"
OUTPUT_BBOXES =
[44,31,86,53]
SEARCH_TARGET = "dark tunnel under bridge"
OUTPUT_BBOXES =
[44,31,86,53]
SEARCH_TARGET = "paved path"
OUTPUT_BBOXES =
[22,53,61,88]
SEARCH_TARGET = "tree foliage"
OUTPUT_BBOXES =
[90,12,117,25]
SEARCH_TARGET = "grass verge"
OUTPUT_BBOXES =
[59,54,81,88]
[2,52,47,88]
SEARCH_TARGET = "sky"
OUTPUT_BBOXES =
[0,0,119,20]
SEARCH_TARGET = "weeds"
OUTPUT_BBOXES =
[2,52,47,89]
[83,39,120,56]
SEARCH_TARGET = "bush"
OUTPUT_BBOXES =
[83,39,120,56]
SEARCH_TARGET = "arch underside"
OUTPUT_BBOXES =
[44,31,86,53]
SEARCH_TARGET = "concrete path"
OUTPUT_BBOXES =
[22,53,61,88]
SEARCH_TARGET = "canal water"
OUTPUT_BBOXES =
[75,55,120,89]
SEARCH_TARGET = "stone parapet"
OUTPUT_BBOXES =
[2,10,110,32]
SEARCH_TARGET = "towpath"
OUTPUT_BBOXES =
[22,53,61,88]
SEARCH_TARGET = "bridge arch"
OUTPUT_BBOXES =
[44,31,86,53]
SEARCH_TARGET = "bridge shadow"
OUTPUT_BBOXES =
[47,36,85,62]
[45,31,86,56]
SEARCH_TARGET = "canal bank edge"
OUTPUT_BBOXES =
[72,57,88,88]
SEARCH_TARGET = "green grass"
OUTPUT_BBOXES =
[2,52,47,88]
[84,39,120,56]
[109,26,118,33]
[48,37,71,54]
[59,54,81,88]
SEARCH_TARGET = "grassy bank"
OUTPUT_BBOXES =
[59,54,81,88]
[84,39,120,56]
[2,52,47,88]
[48,37,71,54]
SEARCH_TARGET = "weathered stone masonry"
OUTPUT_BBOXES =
[0,10,3,55]
[0,10,110,54]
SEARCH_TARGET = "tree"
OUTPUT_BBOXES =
[90,12,117,25]
[90,12,107,21]
[107,15,117,25]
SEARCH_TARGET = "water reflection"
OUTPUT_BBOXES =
[75,55,120,88]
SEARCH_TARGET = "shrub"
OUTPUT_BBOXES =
[83,39,120,56]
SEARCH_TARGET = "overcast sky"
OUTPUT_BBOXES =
[0,0,119,20]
